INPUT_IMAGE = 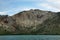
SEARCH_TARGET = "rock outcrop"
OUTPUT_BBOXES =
[0,9,60,34]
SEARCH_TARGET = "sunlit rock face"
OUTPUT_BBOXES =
[13,9,55,27]
[0,9,60,34]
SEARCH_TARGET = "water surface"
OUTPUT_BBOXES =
[0,35,60,40]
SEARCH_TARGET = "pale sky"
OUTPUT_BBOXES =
[0,0,60,16]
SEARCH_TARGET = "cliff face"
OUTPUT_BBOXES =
[0,9,60,34]
[13,10,56,27]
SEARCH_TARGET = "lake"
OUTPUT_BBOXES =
[0,35,60,40]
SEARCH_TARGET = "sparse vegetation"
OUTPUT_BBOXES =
[0,9,60,35]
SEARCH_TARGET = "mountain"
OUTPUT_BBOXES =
[0,9,60,35]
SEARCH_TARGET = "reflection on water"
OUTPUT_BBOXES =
[0,35,60,40]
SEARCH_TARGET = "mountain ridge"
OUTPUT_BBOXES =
[0,9,60,34]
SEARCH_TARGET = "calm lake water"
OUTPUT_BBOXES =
[0,35,60,40]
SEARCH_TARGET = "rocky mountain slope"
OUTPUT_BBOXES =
[0,9,60,35]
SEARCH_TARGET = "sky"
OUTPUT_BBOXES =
[0,0,60,16]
